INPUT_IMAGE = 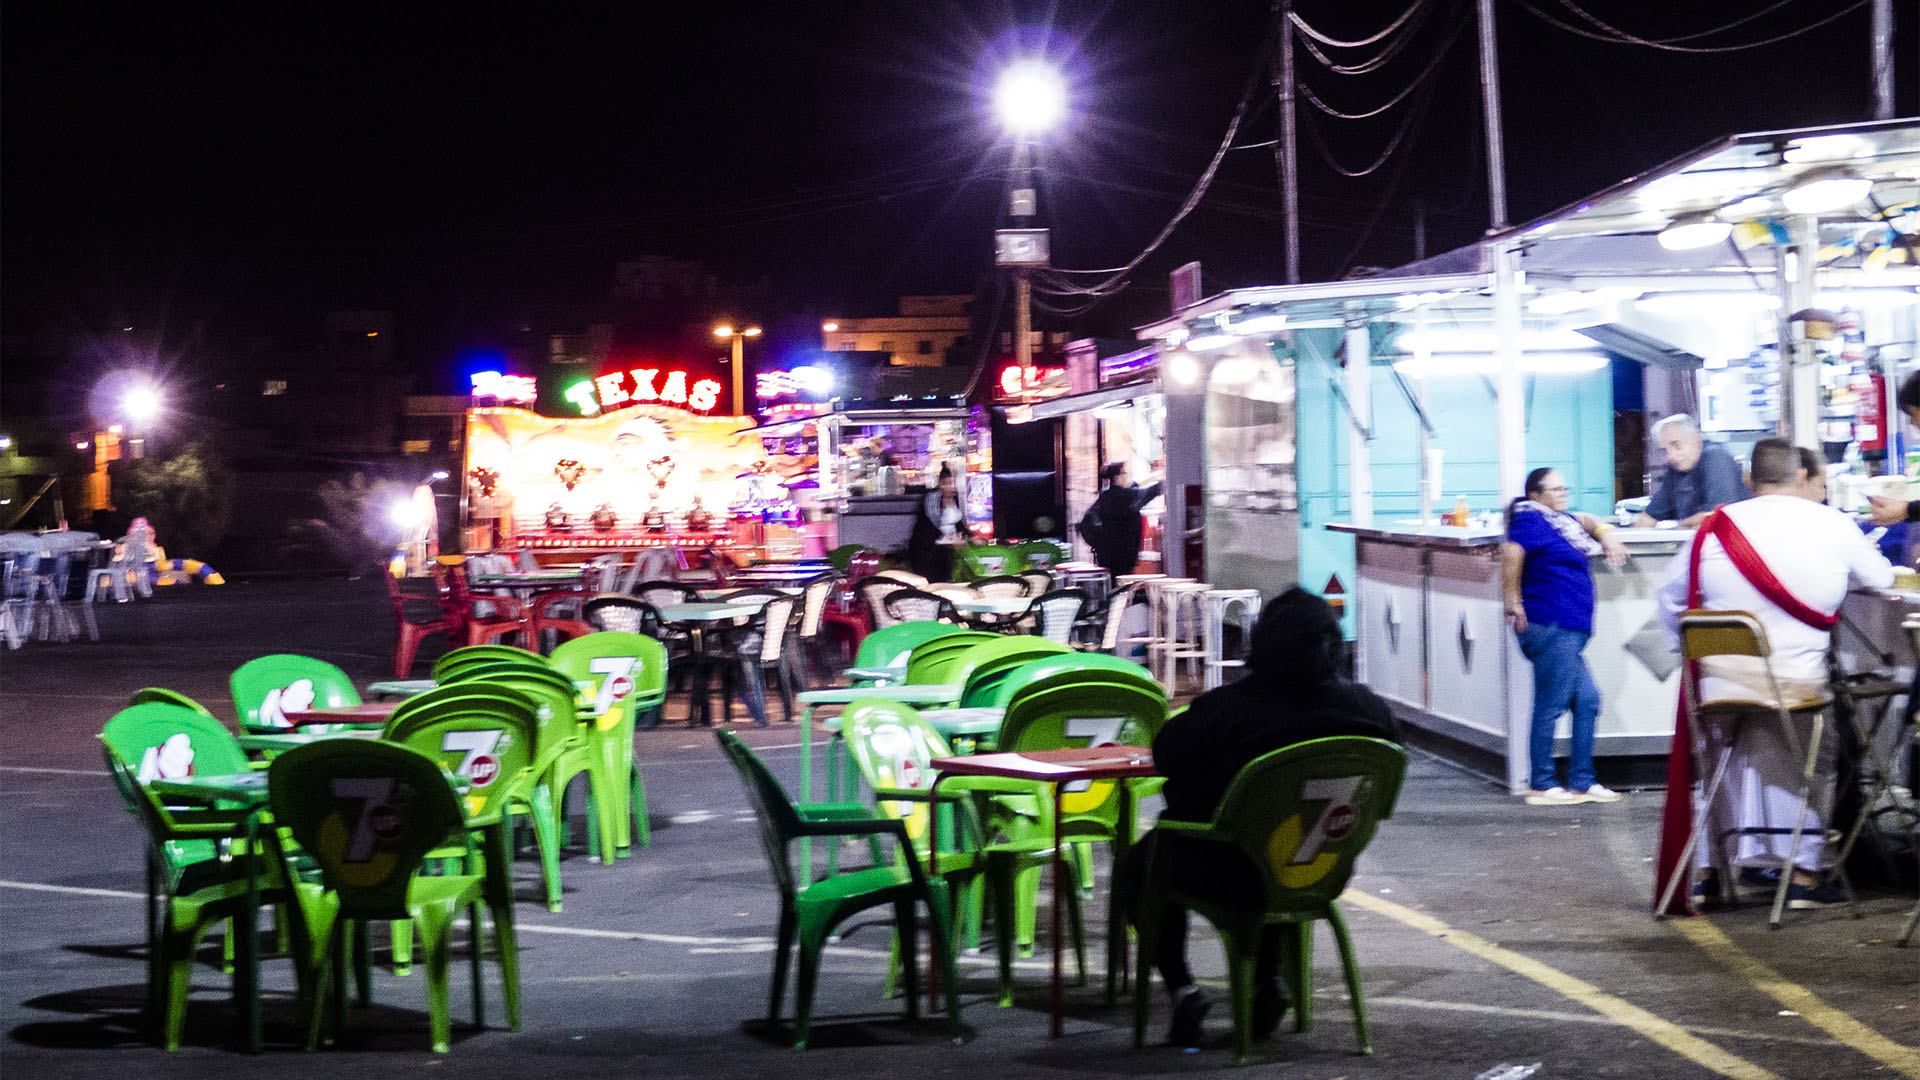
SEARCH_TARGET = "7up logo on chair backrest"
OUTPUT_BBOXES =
[1267,776,1365,889]
[1060,715,1143,815]
[441,729,508,788]
[323,776,413,886]
[589,656,640,729]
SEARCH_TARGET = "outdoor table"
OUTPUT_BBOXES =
[468,569,585,590]
[696,587,797,601]
[281,702,400,728]
[239,728,384,754]
[928,746,1157,1038]
[365,678,437,700]
[951,597,1032,618]
[658,602,763,725]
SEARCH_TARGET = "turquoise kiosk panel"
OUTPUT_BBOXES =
[1287,328,1616,638]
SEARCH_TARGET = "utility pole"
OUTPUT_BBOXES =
[1476,0,1508,230]
[1872,0,1894,120]
[1272,0,1300,283]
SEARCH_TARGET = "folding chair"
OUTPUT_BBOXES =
[1659,610,1842,928]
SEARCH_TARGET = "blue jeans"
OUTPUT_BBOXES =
[1516,622,1600,792]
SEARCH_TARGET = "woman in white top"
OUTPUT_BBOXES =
[906,464,969,582]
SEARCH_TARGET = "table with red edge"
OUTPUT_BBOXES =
[927,746,1157,1038]
[280,702,400,728]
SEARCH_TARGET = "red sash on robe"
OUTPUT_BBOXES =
[1652,509,1839,915]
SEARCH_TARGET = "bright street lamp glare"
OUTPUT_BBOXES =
[713,325,735,339]
[122,384,163,425]
[743,326,762,337]
[994,61,1065,135]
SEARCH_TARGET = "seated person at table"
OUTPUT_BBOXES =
[1636,414,1749,529]
[1867,371,1920,526]
[1123,588,1401,1046]
[1654,437,1893,909]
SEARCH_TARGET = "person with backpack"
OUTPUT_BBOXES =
[1081,461,1162,578]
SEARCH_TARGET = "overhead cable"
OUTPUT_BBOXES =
[1298,9,1465,120]
[1291,1,1434,75]
[1288,0,1429,49]
[1026,31,1275,305]
[1515,0,1870,53]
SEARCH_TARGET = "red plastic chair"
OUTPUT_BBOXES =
[384,571,461,677]
[447,566,533,647]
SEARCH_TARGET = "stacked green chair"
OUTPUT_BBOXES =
[99,703,304,1051]
[900,631,1001,686]
[434,659,591,911]
[268,740,515,1053]
[1131,737,1406,1063]
[548,632,667,857]
[431,644,542,681]
[716,730,961,1049]
[230,654,364,748]
[994,673,1169,991]
[379,683,535,1031]
[988,654,1160,705]
[839,698,1070,1005]
[939,637,1072,708]
[129,687,220,719]
[846,622,970,685]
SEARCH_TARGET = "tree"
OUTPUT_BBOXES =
[110,441,234,557]
[285,472,413,578]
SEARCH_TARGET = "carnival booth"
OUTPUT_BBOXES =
[1135,118,1920,793]
[462,365,777,560]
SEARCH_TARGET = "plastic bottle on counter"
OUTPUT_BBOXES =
[1450,496,1470,527]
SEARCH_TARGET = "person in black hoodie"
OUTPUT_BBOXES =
[1126,587,1401,1047]
[1087,461,1162,578]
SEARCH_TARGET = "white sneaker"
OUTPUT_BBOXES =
[1525,786,1587,805]
[1578,783,1623,803]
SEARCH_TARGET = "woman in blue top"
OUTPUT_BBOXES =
[1501,467,1628,806]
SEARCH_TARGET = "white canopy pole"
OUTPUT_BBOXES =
[1345,302,1374,527]
[1494,243,1527,499]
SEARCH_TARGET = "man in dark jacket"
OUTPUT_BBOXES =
[1127,587,1401,1046]
[1089,461,1162,577]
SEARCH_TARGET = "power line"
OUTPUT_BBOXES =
[1291,0,1436,75]
[1288,0,1431,49]
[1513,0,1870,53]
[1298,8,1466,120]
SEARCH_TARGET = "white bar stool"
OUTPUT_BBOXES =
[1148,579,1207,690]
[1112,573,1166,664]
[1201,588,1262,690]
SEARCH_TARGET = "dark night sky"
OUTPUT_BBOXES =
[3,2,1912,380]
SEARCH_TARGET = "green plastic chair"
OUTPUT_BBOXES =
[99,704,293,1051]
[826,544,874,573]
[548,632,667,856]
[940,637,1072,708]
[995,675,1168,989]
[839,698,1069,1006]
[900,631,1002,685]
[436,662,591,911]
[715,730,961,1049]
[1130,737,1406,1063]
[431,644,543,682]
[268,739,513,1054]
[1013,539,1066,570]
[129,687,220,719]
[987,654,1162,709]
[378,683,535,1025]
[230,654,363,735]
[953,544,1022,582]
[853,622,973,676]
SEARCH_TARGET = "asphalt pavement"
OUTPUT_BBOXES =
[1,578,1914,1079]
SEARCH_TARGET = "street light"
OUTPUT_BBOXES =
[992,59,1065,389]
[115,375,164,459]
[713,323,763,415]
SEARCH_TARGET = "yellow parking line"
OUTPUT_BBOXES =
[1342,890,1783,1080]
[1669,917,1920,1079]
